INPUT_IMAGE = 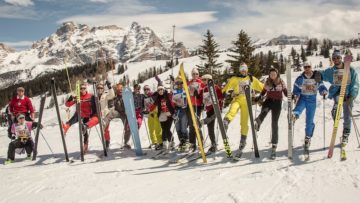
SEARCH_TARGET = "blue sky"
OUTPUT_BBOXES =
[1,0,360,49]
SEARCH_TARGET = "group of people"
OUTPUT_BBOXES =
[3,49,359,164]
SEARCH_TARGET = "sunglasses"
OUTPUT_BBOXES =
[192,73,199,75]
[304,66,311,69]
[97,87,104,90]
[80,87,86,90]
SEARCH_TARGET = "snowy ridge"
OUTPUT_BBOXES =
[0,22,189,89]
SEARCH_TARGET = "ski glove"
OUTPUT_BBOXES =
[254,95,263,103]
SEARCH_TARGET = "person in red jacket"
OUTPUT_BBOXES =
[62,83,96,153]
[200,74,224,153]
[187,68,205,152]
[8,87,35,139]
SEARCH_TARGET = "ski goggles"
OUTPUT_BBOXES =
[239,65,248,71]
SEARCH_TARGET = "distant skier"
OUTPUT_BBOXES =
[200,74,224,153]
[8,87,35,139]
[253,68,287,159]
[292,62,328,158]
[222,63,264,158]
[4,113,40,165]
[320,50,359,146]
[62,83,97,153]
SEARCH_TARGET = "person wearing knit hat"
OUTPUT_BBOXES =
[320,49,359,146]
[222,62,264,158]
[188,67,205,152]
[200,74,224,153]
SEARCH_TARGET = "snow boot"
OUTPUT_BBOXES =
[235,135,247,158]
[270,144,277,160]
[304,136,311,160]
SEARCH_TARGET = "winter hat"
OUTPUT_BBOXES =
[143,85,150,90]
[332,50,342,59]
[303,62,312,67]
[17,113,25,119]
[96,82,104,89]
[17,87,25,92]
[157,85,165,90]
[201,74,212,80]
[191,68,199,75]
[239,63,248,71]
[269,67,279,74]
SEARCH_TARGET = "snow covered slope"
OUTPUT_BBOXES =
[1,48,360,202]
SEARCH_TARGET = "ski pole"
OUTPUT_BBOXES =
[143,116,152,148]
[39,131,55,157]
[347,104,360,148]
[94,125,103,143]
[323,95,326,150]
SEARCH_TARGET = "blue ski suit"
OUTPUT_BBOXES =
[292,71,328,138]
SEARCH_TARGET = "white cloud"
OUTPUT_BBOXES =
[0,4,37,19]
[59,11,217,48]
[89,0,109,3]
[207,0,360,47]
[4,0,34,7]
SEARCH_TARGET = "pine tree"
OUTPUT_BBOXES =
[226,30,260,77]
[196,29,223,77]
[301,45,307,62]
[306,40,313,56]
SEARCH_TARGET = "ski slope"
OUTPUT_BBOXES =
[1,50,360,203]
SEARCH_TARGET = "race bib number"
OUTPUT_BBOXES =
[301,79,317,95]
[172,93,185,107]
[333,69,351,86]
[203,92,212,106]
[144,98,154,111]
[238,81,250,95]
[189,82,199,96]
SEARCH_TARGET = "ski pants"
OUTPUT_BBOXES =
[66,113,93,144]
[147,112,162,144]
[104,109,131,144]
[331,96,353,132]
[160,117,173,142]
[206,110,217,146]
[256,99,282,144]
[225,97,249,136]
[86,116,110,142]
[188,105,203,145]
[175,108,189,142]
[7,139,34,160]
[7,113,32,138]
[293,97,316,138]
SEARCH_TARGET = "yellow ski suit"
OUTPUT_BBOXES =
[148,107,162,145]
[222,75,264,136]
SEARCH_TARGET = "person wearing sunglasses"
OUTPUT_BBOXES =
[62,83,97,153]
[292,62,328,155]
[222,63,264,158]
[200,74,224,153]
[153,84,175,153]
[85,81,115,149]
[143,84,163,150]
[187,68,205,152]
[7,87,35,139]
[253,68,287,159]
[4,113,41,165]
[172,76,190,152]
[320,50,359,145]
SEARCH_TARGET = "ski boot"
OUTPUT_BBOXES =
[341,128,350,161]
[304,137,311,161]
[254,118,261,132]
[26,154,31,160]
[235,136,247,159]
[155,143,163,151]
[105,140,110,149]
[122,143,132,150]
[189,143,198,153]
[4,159,13,165]
[270,144,277,160]
[163,141,169,154]
[207,144,217,154]
[170,140,176,151]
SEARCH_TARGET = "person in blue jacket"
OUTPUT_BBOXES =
[320,50,359,144]
[292,62,328,151]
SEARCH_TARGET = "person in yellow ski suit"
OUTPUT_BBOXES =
[143,85,162,150]
[222,63,264,156]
